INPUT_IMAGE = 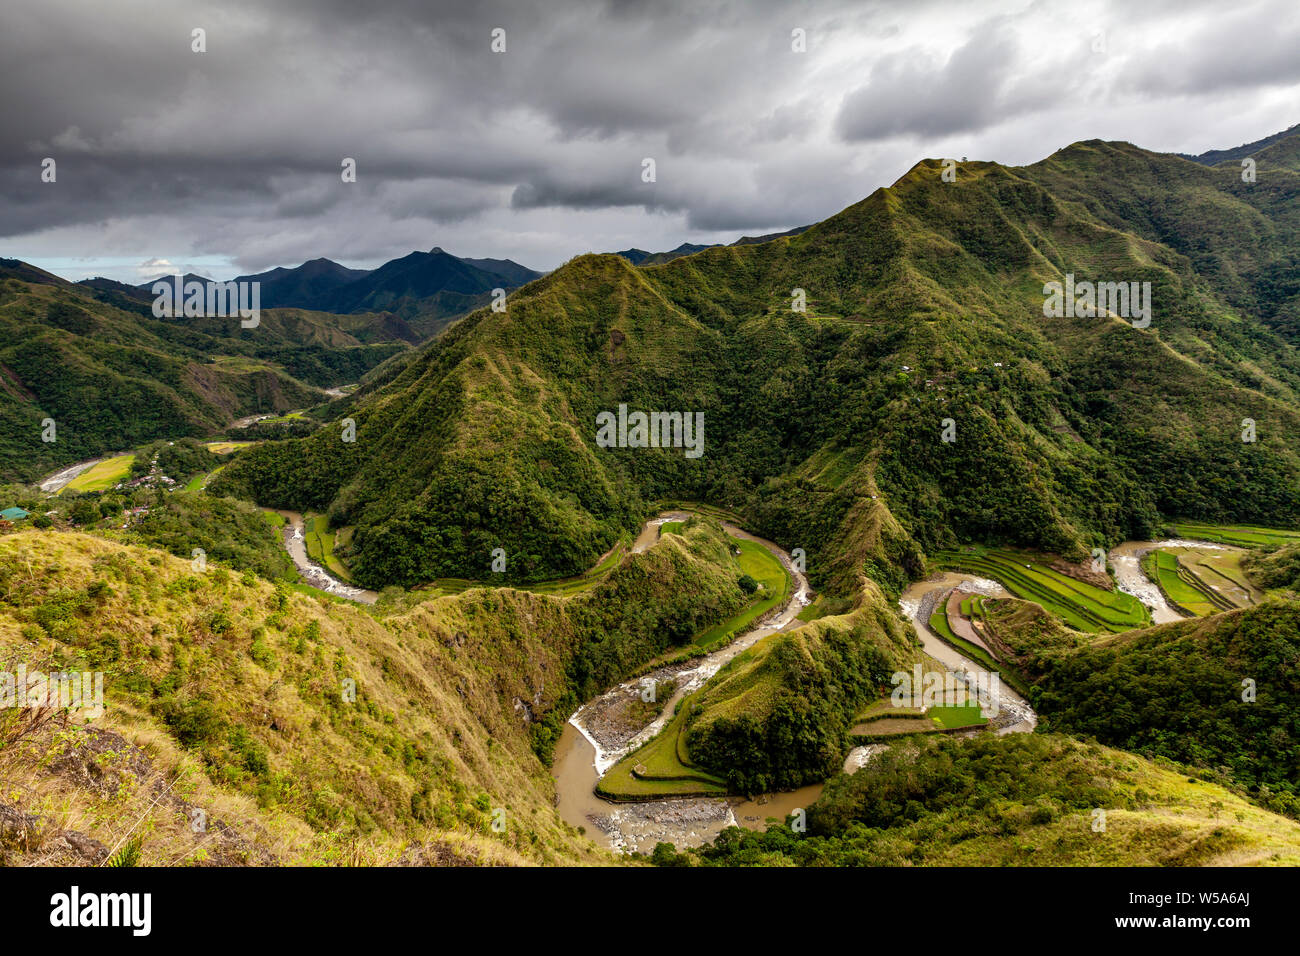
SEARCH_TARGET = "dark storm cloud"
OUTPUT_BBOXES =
[0,0,1297,279]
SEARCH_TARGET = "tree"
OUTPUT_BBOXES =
[69,500,100,526]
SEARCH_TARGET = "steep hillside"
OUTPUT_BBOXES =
[0,522,751,865]
[217,136,1300,593]
[684,581,915,792]
[982,596,1300,815]
[674,734,1300,866]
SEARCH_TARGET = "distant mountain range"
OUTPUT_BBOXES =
[1182,122,1300,166]
[0,258,417,482]
[612,226,811,266]
[70,231,823,339]
[69,249,543,340]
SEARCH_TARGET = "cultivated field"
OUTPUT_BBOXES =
[1170,522,1300,549]
[597,694,728,799]
[60,454,134,494]
[932,547,1148,633]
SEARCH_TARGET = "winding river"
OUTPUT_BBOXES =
[275,510,379,604]
[552,512,825,852]
[550,514,1040,853]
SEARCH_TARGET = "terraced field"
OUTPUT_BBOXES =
[1142,550,1236,616]
[927,598,1033,697]
[932,548,1148,633]
[60,454,134,494]
[928,704,988,730]
[1169,523,1300,549]
[1175,548,1260,606]
[204,441,257,454]
[596,694,728,800]
[304,513,354,583]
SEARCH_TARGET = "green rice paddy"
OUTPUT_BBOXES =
[928,704,988,730]
[932,547,1148,633]
[691,537,790,648]
[304,513,354,583]
[1142,550,1237,616]
[596,694,728,800]
[1169,522,1300,549]
[61,454,134,494]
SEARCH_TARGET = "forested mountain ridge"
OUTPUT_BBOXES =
[215,135,1300,592]
[0,271,411,482]
[226,249,543,337]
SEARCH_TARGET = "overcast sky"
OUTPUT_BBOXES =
[2,0,1298,283]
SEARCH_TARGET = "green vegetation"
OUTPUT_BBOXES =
[0,531,588,865]
[61,455,134,494]
[0,272,410,483]
[926,599,1032,697]
[131,438,223,483]
[205,441,256,454]
[1141,550,1235,616]
[686,587,911,792]
[663,735,1300,866]
[0,516,759,864]
[1175,547,1259,606]
[595,695,728,800]
[304,512,352,582]
[987,597,1300,817]
[691,537,789,648]
[1244,543,1300,593]
[598,578,914,798]
[124,491,297,582]
[216,137,1300,595]
[928,704,987,729]
[933,548,1148,633]
[1170,523,1300,549]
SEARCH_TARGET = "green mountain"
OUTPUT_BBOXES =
[1181,122,1300,166]
[226,249,542,338]
[216,134,1300,594]
[0,266,412,483]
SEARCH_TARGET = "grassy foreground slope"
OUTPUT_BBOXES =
[0,522,751,865]
[669,734,1300,866]
[216,135,1300,594]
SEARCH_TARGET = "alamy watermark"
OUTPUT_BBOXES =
[1,666,104,718]
[1043,273,1150,328]
[151,275,260,328]
[595,404,704,458]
